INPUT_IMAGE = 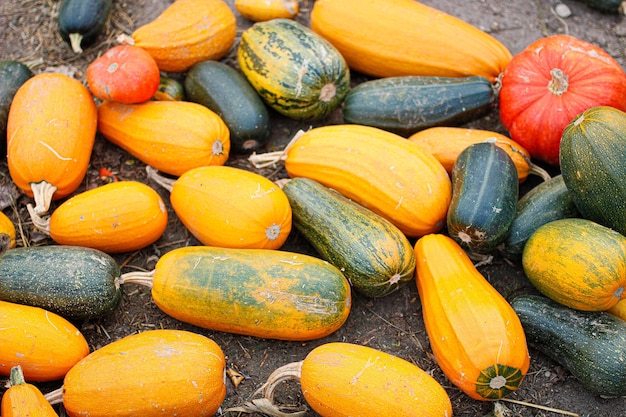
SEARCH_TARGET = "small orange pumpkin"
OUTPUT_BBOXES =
[1,365,59,417]
[97,100,230,176]
[120,0,237,72]
[7,72,97,214]
[0,211,16,254]
[0,300,90,382]
[235,0,299,21]
[86,44,160,104]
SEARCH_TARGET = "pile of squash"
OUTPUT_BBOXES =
[1,0,626,415]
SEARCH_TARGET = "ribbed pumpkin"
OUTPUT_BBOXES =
[120,0,236,72]
[0,300,90,382]
[1,366,59,417]
[151,165,292,249]
[42,181,168,253]
[522,218,626,311]
[238,18,350,120]
[499,35,626,165]
[252,125,451,237]
[0,211,16,254]
[7,72,97,214]
[310,0,512,81]
[414,234,530,400]
[235,0,299,21]
[97,100,230,176]
[46,329,226,417]
[560,106,626,236]
[408,126,551,183]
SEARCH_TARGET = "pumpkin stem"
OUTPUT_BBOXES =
[116,33,135,46]
[118,270,155,288]
[145,166,175,192]
[30,180,57,215]
[547,68,568,95]
[9,365,26,386]
[248,129,307,169]
[44,387,64,405]
[26,203,51,234]
[69,32,84,54]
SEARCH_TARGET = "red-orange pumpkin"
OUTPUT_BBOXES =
[499,34,626,166]
[86,44,160,104]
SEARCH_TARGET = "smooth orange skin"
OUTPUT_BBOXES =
[310,0,511,82]
[49,181,168,253]
[235,0,299,21]
[0,211,16,253]
[62,329,226,417]
[6,72,97,199]
[414,234,530,401]
[0,300,90,382]
[87,44,160,104]
[284,124,451,238]
[97,100,230,177]
[300,342,452,417]
[608,298,626,321]
[170,166,292,249]
[1,367,59,417]
[409,127,534,183]
[131,0,237,72]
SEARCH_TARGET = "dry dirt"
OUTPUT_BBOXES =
[1,0,626,416]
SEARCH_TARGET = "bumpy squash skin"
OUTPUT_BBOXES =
[147,246,351,341]
[7,73,97,200]
[238,18,350,120]
[300,342,453,416]
[310,0,512,81]
[0,60,33,149]
[49,181,168,253]
[97,100,230,177]
[511,294,626,397]
[169,166,292,249]
[184,60,271,153]
[58,0,113,53]
[129,0,237,72]
[0,211,16,255]
[447,142,519,253]
[1,365,59,417]
[522,218,626,311]
[502,175,579,260]
[0,246,122,320]
[560,106,626,236]
[0,300,90,382]
[282,177,415,297]
[414,234,530,401]
[62,329,226,417]
[284,124,452,237]
[343,76,495,136]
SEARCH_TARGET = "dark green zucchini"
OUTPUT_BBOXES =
[447,142,519,253]
[0,60,33,149]
[281,177,416,297]
[501,175,580,260]
[184,60,270,153]
[511,294,626,397]
[573,0,625,13]
[342,76,495,136]
[58,0,113,53]
[0,245,121,320]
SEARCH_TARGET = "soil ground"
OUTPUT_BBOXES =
[1,0,626,416]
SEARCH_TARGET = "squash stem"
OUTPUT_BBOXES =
[26,203,51,234]
[145,166,175,192]
[119,270,155,288]
[30,180,57,215]
[44,387,64,405]
[69,32,83,54]
[548,68,569,95]
[248,129,306,169]
[9,365,26,386]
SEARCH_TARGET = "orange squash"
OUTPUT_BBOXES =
[6,72,97,215]
[240,342,452,416]
[148,165,292,249]
[414,234,530,400]
[1,365,59,417]
[310,0,512,82]
[0,211,16,254]
[408,127,551,183]
[235,0,299,21]
[608,298,626,321]
[0,300,90,382]
[250,125,451,237]
[120,0,237,72]
[97,100,230,177]
[45,329,226,417]
[30,181,168,254]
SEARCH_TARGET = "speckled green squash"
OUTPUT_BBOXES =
[282,177,415,297]
[123,245,351,341]
[511,294,626,397]
[0,245,121,320]
[237,18,350,120]
[522,218,626,311]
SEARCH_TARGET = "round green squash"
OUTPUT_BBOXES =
[0,60,33,148]
[560,105,626,235]
[522,218,626,311]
